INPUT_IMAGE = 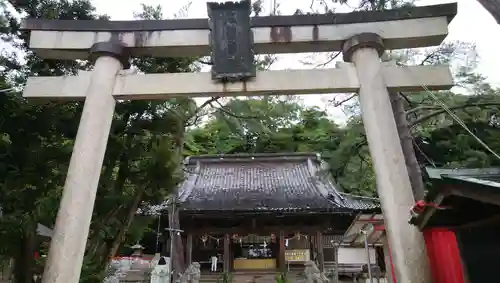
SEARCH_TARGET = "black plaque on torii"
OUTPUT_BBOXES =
[207,0,256,82]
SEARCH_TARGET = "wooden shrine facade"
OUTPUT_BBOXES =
[165,153,379,273]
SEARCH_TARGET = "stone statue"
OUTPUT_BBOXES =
[150,257,170,283]
[304,261,329,283]
[150,253,161,269]
[185,262,201,283]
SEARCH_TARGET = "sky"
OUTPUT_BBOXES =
[88,0,500,122]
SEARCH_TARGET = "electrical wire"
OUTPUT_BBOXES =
[398,62,500,162]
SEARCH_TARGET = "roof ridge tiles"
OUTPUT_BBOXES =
[174,153,379,213]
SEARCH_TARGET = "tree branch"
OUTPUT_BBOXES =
[476,0,500,24]
[398,92,414,107]
[419,49,441,66]
[405,105,441,116]
[185,96,220,126]
[210,100,261,119]
[197,97,220,112]
[332,94,356,107]
[198,59,213,65]
[316,51,341,67]
[409,102,500,127]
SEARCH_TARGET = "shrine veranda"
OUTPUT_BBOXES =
[20,2,457,283]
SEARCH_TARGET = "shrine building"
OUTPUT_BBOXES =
[155,153,383,276]
[412,167,500,283]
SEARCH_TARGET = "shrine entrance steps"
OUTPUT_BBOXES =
[200,270,306,283]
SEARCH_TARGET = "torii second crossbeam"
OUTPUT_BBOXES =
[23,64,453,100]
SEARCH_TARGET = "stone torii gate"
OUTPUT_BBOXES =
[20,2,456,283]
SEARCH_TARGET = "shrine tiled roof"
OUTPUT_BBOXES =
[176,153,379,213]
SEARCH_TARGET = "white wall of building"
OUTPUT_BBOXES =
[337,247,376,265]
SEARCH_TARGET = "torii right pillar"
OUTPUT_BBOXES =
[342,33,432,283]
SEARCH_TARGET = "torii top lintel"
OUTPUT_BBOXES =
[21,3,456,60]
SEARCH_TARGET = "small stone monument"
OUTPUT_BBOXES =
[150,253,161,268]
[304,261,329,283]
[182,262,201,283]
[190,262,201,283]
[151,257,170,283]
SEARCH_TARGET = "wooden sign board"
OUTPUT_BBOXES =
[208,0,256,82]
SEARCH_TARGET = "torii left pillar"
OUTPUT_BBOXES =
[41,42,129,283]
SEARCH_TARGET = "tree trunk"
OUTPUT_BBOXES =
[477,0,500,24]
[168,199,186,282]
[105,187,146,262]
[86,205,124,256]
[389,92,425,201]
[13,225,36,283]
[101,112,132,189]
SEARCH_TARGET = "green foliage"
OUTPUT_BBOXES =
[275,272,290,283]
[216,272,232,283]
[80,257,104,283]
[0,1,195,282]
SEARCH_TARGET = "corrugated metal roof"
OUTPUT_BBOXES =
[426,167,500,190]
[426,167,500,180]
[443,175,500,189]
[177,153,379,213]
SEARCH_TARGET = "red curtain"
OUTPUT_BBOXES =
[424,228,466,283]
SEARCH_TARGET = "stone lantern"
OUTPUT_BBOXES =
[131,243,145,258]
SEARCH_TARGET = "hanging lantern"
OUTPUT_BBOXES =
[201,235,208,246]
[232,233,239,239]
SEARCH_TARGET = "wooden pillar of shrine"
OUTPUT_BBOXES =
[316,231,324,272]
[224,234,230,272]
[279,231,286,272]
[186,234,193,266]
